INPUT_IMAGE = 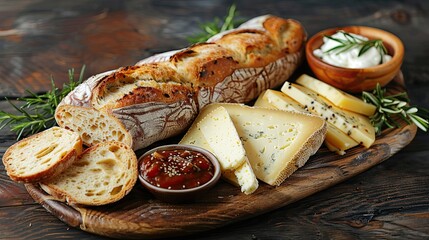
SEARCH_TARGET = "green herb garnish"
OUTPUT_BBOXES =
[0,65,86,139]
[187,4,241,44]
[362,84,429,135]
[324,31,388,64]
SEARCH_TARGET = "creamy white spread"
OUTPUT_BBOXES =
[313,31,392,68]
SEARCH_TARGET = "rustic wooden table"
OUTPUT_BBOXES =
[1,0,428,239]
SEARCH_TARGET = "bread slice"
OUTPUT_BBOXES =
[2,127,83,183]
[39,141,137,206]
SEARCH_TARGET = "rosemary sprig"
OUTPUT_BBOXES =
[362,84,429,135]
[187,4,241,44]
[0,65,86,139]
[324,31,388,64]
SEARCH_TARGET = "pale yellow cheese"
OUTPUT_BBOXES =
[209,103,326,186]
[198,107,246,170]
[296,74,376,116]
[325,124,359,151]
[324,141,346,155]
[254,91,276,109]
[180,105,258,194]
[255,89,304,112]
[281,82,375,148]
[255,89,359,154]
[222,159,259,194]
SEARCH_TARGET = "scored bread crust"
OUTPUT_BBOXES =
[39,141,138,206]
[2,127,83,183]
[55,15,306,150]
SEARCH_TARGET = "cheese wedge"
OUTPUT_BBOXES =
[255,89,359,154]
[222,160,259,194]
[281,82,375,148]
[296,74,376,116]
[255,89,304,112]
[180,105,258,194]
[198,107,247,170]
[209,103,327,186]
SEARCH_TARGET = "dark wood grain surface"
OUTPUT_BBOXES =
[1,0,428,239]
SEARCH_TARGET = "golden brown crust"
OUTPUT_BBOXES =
[214,29,282,68]
[91,63,192,110]
[170,43,239,88]
[263,17,306,54]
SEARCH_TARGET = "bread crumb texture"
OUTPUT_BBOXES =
[40,141,137,206]
[2,127,82,182]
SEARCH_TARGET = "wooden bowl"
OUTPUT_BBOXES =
[306,26,404,93]
[138,144,221,203]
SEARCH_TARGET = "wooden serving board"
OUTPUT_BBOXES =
[25,73,417,239]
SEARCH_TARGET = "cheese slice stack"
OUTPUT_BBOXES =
[281,82,375,148]
[255,89,359,155]
[207,103,326,186]
[180,106,258,195]
[296,74,376,116]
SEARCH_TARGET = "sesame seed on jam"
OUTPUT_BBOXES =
[140,149,214,190]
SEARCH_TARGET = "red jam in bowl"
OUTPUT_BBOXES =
[140,149,215,190]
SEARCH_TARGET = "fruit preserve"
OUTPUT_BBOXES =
[140,149,215,190]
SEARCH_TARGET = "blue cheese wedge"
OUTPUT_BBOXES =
[210,103,327,186]
[254,89,359,154]
[281,82,375,148]
[180,105,258,194]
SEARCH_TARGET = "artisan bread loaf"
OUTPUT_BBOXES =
[55,15,306,150]
[2,127,82,183]
[40,141,137,206]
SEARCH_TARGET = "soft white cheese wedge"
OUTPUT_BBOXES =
[209,103,326,186]
[281,82,375,148]
[296,74,376,116]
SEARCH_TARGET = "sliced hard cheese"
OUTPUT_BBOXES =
[180,105,258,194]
[281,82,375,148]
[198,107,246,170]
[296,74,376,116]
[254,91,276,109]
[255,89,359,154]
[324,141,346,155]
[255,89,304,112]
[326,124,359,152]
[210,103,327,186]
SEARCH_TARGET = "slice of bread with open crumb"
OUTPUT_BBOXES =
[39,141,137,206]
[2,127,83,183]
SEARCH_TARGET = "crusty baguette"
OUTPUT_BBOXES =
[39,141,138,206]
[55,15,306,150]
[2,127,82,183]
